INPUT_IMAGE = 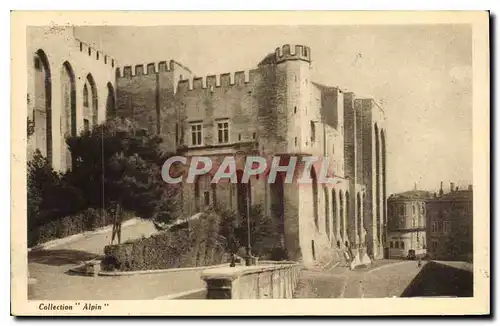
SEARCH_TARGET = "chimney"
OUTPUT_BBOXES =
[468,185,473,191]
[439,182,444,196]
[450,182,455,193]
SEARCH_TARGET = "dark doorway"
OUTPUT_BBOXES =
[236,170,251,219]
[270,171,285,243]
[311,240,316,261]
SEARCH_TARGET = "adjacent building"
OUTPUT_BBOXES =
[388,182,473,262]
[426,182,473,261]
[387,188,431,259]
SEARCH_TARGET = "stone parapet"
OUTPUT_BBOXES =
[201,261,302,299]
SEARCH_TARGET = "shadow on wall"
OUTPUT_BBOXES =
[400,261,473,297]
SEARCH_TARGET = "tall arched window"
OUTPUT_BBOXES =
[106,82,116,118]
[83,84,89,107]
[61,61,76,170]
[86,74,98,126]
[33,49,52,165]
[311,168,319,229]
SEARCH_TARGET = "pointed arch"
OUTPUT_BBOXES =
[33,49,52,165]
[106,82,116,119]
[332,188,338,244]
[85,73,98,126]
[61,61,76,170]
[311,167,319,230]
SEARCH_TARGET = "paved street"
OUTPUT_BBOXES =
[28,220,205,300]
[294,260,426,298]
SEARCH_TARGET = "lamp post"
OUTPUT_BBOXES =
[245,181,253,266]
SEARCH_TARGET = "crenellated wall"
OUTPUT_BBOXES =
[115,59,193,152]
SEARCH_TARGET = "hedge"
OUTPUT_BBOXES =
[102,209,229,271]
[28,207,134,248]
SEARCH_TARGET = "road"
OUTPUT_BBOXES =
[28,220,430,300]
[28,219,206,300]
[294,260,426,298]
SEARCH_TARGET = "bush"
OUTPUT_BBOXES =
[102,209,229,272]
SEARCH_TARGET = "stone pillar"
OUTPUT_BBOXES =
[378,132,384,252]
[342,191,347,243]
[354,192,360,246]
[360,194,365,245]
[334,191,341,246]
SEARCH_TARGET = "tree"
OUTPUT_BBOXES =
[217,204,283,260]
[27,150,85,245]
[66,117,179,244]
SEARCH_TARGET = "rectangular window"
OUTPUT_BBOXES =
[175,123,179,144]
[400,241,405,249]
[83,119,90,132]
[310,121,316,143]
[443,221,451,234]
[190,123,203,146]
[252,132,256,140]
[395,241,399,249]
[431,221,439,234]
[390,241,394,248]
[217,120,229,144]
[204,191,210,206]
[432,240,438,251]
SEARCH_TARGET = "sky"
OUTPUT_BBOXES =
[74,25,473,195]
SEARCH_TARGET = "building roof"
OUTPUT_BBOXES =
[257,53,276,66]
[432,189,473,202]
[388,190,433,201]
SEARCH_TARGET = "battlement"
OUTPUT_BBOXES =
[275,44,311,64]
[116,60,193,78]
[177,69,260,92]
[73,37,117,69]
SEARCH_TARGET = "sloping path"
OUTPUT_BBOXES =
[28,219,207,300]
